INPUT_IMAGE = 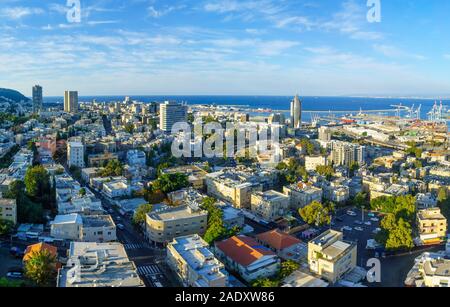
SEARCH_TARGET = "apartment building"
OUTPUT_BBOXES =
[67,142,85,168]
[283,183,323,210]
[250,190,290,222]
[50,214,117,242]
[215,236,280,282]
[206,170,263,209]
[0,198,17,224]
[305,156,327,172]
[308,230,357,283]
[417,208,448,245]
[145,205,208,245]
[58,242,144,287]
[330,141,365,167]
[167,235,229,287]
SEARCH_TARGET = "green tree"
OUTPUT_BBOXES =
[24,165,51,200]
[316,165,334,180]
[0,219,14,235]
[299,201,332,226]
[384,218,414,251]
[133,204,153,225]
[300,138,315,155]
[353,192,369,209]
[24,249,57,287]
[4,180,43,223]
[124,123,135,134]
[252,278,279,288]
[0,277,24,287]
[437,188,448,203]
[100,160,124,177]
[153,173,189,194]
[201,197,240,244]
[279,260,300,279]
[349,162,360,177]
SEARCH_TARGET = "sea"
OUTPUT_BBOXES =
[43,95,450,123]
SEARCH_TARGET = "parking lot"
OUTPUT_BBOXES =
[0,241,24,281]
[331,207,382,268]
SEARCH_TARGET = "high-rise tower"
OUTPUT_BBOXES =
[290,94,302,128]
[32,85,43,114]
[64,91,79,113]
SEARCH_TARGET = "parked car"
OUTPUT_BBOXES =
[354,220,363,225]
[9,247,24,258]
[368,213,376,218]
[335,217,344,222]
[354,227,364,232]
[364,221,372,226]
[347,210,357,216]
[6,267,24,279]
[117,224,125,230]
[341,226,353,232]
[371,217,379,222]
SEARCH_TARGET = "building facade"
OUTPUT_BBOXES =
[308,230,357,283]
[145,205,208,245]
[167,235,228,287]
[67,142,85,168]
[159,101,187,132]
[64,91,78,113]
[0,198,17,225]
[32,85,43,114]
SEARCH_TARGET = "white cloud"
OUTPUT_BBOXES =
[0,7,44,20]
[373,44,426,60]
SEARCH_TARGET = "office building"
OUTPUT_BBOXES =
[64,91,78,113]
[167,235,229,287]
[159,101,187,132]
[290,94,302,129]
[67,142,85,168]
[32,85,43,114]
[308,230,357,283]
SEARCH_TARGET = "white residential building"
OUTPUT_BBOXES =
[68,142,85,168]
[167,235,229,287]
[127,149,146,167]
[57,242,144,287]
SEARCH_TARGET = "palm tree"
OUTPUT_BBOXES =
[24,250,57,287]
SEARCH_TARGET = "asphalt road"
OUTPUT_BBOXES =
[96,192,182,287]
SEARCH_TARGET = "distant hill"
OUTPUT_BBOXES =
[0,88,30,103]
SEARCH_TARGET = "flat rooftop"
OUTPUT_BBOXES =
[82,215,115,228]
[148,205,207,221]
[58,242,144,288]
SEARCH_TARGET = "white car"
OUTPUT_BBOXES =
[354,227,364,232]
[347,211,357,216]
[364,221,372,226]
[371,218,379,222]
[341,226,353,232]
[117,224,125,230]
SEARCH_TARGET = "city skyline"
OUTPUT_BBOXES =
[1,0,450,97]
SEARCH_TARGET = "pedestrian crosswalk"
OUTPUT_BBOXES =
[137,265,161,276]
[124,243,145,250]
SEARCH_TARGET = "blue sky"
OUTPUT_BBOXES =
[0,0,450,97]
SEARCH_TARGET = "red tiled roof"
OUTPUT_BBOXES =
[216,236,275,267]
[23,242,58,262]
[256,229,301,251]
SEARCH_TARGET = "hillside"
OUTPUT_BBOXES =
[0,88,30,103]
